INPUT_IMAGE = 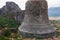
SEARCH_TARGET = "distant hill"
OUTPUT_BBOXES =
[48,7,60,17]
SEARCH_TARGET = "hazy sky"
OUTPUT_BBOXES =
[0,0,60,10]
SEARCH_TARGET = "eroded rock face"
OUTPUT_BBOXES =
[19,0,56,38]
[0,2,25,24]
[6,2,21,13]
[0,2,20,15]
[15,10,25,24]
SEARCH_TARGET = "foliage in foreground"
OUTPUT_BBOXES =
[0,16,20,28]
[0,17,60,40]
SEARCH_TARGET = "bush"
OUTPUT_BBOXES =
[0,16,20,28]
[0,24,5,28]
[0,35,9,40]
[3,30,11,37]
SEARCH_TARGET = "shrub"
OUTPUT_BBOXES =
[0,35,9,40]
[0,16,20,28]
[3,30,11,37]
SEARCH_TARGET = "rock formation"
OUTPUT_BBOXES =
[19,0,56,38]
[0,2,25,24]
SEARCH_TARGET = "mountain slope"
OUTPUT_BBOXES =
[48,7,60,17]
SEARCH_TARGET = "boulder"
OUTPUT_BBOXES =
[0,2,25,24]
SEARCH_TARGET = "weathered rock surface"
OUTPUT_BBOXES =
[19,0,56,38]
[0,2,25,24]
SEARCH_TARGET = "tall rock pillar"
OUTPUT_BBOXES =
[19,0,56,38]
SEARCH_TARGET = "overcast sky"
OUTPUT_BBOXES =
[0,0,60,10]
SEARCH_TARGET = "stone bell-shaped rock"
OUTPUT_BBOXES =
[19,0,56,38]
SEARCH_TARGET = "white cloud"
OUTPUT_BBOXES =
[47,0,60,8]
[0,0,60,10]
